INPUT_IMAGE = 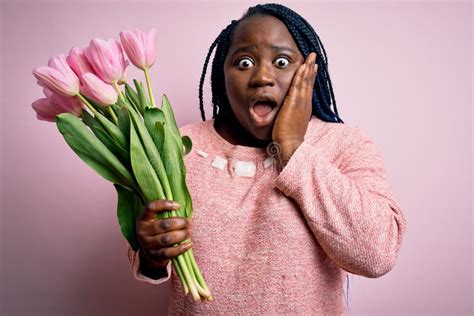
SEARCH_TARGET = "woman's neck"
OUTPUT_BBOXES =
[213,112,271,149]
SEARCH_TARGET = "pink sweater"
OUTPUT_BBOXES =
[128,116,407,315]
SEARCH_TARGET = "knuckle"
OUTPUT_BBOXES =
[160,219,171,231]
[185,229,191,239]
[145,200,160,212]
[161,233,172,246]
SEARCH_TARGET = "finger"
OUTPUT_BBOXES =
[305,52,317,65]
[145,228,191,249]
[137,217,190,245]
[312,64,318,85]
[148,241,193,261]
[140,199,180,221]
[303,53,318,93]
[288,62,307,96]
[154,217,190,235]
[307,61,318,90]
[302,56,314,88]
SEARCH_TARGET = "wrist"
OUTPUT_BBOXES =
[276,140,302,170]
[139,249,169,269]
[139,251,169,280]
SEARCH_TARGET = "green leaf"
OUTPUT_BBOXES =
[161,124,192,218]
[181,135,192,155]
[144,108,166,152]
[83,96,106,116]
[129,119,165,202]
[124,83,141,113]
[115,184,143,251]
[91,126,130,165]
[161,94,183,149]
[127,104,172,200]
[82,109,130,167]
[153,122,165,155]
[111,102,121,113]
[144,108,165,132]
[56,113,135,189]
[81,110,98,129]
[82,111,129,166]
[69,141,127,185]
[116,105,131,141]
[94,111,128,149]
[133,79,149,114]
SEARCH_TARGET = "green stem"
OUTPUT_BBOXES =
[172,257,189,294]
[183,250,207,296]
[106,106,119,125]
[113,81,126,103]
[143,68,156,107]
[177,253,200,300]
[188,248,212,298]
[77,94,97,115]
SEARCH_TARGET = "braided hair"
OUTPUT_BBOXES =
[199,3,344,124]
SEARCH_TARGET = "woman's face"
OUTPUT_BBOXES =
[223,15,304,141]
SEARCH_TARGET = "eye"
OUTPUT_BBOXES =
[236,57,254,69]
[274,56,290,68]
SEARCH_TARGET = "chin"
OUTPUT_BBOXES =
[250,126,272,142]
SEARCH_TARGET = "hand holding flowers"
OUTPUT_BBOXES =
[31,28,212,302]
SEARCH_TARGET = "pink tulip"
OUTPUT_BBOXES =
[120,28,157,70]
[85,38,128,84]
[32,89,83,122]
[80,72,118,106]
[33,55,80,96]
[66,47,94,78]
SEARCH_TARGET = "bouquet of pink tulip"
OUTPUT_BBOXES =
[32,28,212,302]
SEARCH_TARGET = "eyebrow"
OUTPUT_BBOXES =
[230,44,297,56]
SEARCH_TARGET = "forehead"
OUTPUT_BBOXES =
[229,15,298,51]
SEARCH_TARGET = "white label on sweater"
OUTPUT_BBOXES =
[263,157,275,169]
[196,150,209,157]
[233,161,256,177]
[211,156,227,170]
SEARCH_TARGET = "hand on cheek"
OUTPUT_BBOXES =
[271,52,318,171]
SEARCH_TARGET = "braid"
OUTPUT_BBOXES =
[199,20,238,121]
[198,3,344,124]
[199,37,219,121]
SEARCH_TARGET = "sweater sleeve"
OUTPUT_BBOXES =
[127,245,172,285]
[274,127,407,278]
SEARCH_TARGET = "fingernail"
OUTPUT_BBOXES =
[172,202,180,209]
[184,242,193,248]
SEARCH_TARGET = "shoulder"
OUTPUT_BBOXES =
[178,119,211,137]
[306,116,372,145]
[304,116,379,164]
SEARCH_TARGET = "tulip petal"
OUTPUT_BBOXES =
[86,38,127,84]
[31,98,57,122]
[120,28,157,70]
[67,47,94,78]
[33,55,80,96]
[146,28,157,67]
[80,72,118,106]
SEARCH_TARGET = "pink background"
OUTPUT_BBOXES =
[1,0,472,315]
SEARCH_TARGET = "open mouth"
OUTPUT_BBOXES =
[249,95,279,126]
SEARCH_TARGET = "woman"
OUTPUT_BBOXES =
[129,3,407,314]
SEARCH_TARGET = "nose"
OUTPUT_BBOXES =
[249,63,275,88]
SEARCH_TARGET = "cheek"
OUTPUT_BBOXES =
[225,71,246,101]
[278,70,298,96]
